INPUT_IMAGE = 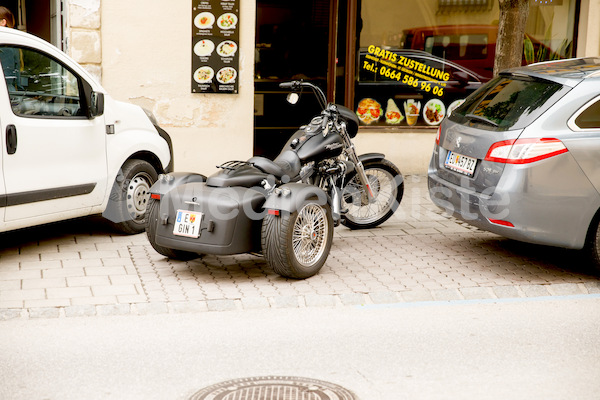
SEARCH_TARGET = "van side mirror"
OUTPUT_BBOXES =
[90,91,105,117]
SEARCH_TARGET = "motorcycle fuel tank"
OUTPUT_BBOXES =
[295,130,344,162]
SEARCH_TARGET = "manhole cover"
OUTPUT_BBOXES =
[190,376,358,400]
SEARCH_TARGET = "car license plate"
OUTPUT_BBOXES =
[445,151,477,176]
[173,210,203,238]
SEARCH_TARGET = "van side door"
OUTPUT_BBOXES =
[0,45,107,223]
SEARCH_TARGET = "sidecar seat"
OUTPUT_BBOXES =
[248,150,301,180]
[206,150,302,188]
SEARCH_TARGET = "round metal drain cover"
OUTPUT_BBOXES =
[190,376,358,400]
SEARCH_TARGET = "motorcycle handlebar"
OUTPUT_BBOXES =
[279,80,328,110]
[278,82,295,89]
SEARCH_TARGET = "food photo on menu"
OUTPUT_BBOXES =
[423,99,445,126]
[217,13,237,29]
[194,66,214,84]
[385,99,404,125]
[355,98,382,125]
[194,12,215,29]
[217,40,237,57]
[194,39,215,57]
[403,99,421,126]
[217,67,237,84]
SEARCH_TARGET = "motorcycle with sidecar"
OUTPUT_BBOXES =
[145,81,404,279]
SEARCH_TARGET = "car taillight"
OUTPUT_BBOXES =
[435,126,441,145]
[484,138,568,164]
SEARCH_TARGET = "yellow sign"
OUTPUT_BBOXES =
[363,45,450,97]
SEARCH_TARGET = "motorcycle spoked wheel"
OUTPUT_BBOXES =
[341,159,404,230]
[145,198,200,261]
[261,200,334,279]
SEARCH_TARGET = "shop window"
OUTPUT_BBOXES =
[254,0,331,158]
[354,0,578,128]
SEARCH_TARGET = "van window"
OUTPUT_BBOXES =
[0,46,84,118]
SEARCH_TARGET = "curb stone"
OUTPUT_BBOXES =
[1,283,596,320]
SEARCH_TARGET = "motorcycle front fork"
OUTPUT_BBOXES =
[353,160,375,200]
[323,153,373,227]
[331,184,342,226]
[343,140,374,201]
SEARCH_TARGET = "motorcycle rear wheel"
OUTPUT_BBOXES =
[145,198,200,261]
[341,159,404,230]
[261,201,333,279]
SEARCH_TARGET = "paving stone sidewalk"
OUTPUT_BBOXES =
[0,175,599,320]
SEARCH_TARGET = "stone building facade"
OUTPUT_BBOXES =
[62,0,600,175]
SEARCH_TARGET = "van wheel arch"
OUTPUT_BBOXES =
[103,158,159,234]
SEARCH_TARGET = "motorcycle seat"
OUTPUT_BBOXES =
[248,150,301,180]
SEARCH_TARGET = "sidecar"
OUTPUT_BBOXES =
[145,155,333,279]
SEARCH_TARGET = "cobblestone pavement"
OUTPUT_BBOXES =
[1,175,599,320]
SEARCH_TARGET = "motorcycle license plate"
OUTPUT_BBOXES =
[173,210,203,238]
[445,151,477,177]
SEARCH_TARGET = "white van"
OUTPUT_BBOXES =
[0,27,172,234]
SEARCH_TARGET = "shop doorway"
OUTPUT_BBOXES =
[4,0,64,50]
[253,0,336,159]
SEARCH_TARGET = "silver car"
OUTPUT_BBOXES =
[428,57,600,270]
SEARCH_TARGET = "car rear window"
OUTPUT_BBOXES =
[450,75,568,131]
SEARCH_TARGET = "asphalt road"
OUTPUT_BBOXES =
[1,295,599,400]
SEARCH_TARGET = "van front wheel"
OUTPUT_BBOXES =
[104,159,158,234]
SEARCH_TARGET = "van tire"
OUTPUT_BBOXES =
[104,159,158,234]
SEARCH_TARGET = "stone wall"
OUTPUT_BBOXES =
[67,0,102,83]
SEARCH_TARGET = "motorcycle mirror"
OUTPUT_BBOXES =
[287,92,300,105]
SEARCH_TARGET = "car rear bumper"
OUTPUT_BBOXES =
[427,154,600,250]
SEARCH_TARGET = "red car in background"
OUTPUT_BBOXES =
[400,24,563,79]
[401,25,498,78]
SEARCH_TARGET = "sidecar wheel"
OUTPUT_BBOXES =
[262,201,333,279]
[145,198,199,261]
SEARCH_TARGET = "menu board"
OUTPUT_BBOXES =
[191,0,239,94]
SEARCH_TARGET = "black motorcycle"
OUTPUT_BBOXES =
[145,81,403,279]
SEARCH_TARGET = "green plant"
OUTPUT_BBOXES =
[523,21,572,65]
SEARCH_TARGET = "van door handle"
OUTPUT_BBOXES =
[6,124,17,154]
